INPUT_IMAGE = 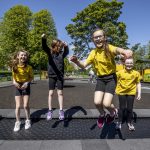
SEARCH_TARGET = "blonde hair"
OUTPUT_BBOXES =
[10,49,29,73]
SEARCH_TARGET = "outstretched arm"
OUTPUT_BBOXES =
[70,56,89,70]
[116,47,133,59]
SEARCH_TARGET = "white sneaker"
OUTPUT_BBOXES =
[127,123,135,131]
[25,119,31,130]
[14,121,21,132]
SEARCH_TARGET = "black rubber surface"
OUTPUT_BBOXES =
[1,80,150,109]
[0,118,150,140]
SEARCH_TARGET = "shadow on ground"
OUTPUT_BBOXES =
[51,106,87,128]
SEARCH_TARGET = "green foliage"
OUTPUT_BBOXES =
[146,41,150,59]
[28,9,57,68]
[1,5,32,54]
[64,58,75,73]
[29,51,48,69]
[0,71,12,75]
[66,0,128,58]
[0,47,7,68]
[0,5,57,70]
[131,42,150,70]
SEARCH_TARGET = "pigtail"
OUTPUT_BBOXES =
[8,52,19,73]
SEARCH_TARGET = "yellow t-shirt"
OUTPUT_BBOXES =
[116,69,141,95]
[86,44,117,76]
[12,65,33,83]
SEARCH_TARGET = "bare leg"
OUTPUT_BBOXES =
[103,93,116,115]
[23,95,30,120]
[15,96,22,121]
[48,90,54,110]
[94,91,105,115]
[57,89,63,110]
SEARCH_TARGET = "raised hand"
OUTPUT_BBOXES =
[62,41,68,47]
[124,49,133,59]
[41,33,46,39]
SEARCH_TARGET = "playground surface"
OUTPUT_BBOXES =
[0,79,150,150]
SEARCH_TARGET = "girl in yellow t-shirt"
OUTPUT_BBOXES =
[70,28,133,128]
[10,50,33,132]
[116,58,141,131]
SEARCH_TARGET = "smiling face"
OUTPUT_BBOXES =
[17,51,28,65]
[125,58,134,70]
[92,30,106,48]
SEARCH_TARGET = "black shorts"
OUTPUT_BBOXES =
[15,84,31,96]
[95,73,117,94]
[49,77,64,90]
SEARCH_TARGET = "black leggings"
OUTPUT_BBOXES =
[118,95,135,123]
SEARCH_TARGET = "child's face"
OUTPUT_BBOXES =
[92,30,106,48]
[17,51,28,64]
[125,58,134,70]
[51,40,63,53]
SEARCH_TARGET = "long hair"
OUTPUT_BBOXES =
[51,39,64,54]
[10,49,29,73]
[92,28,111,58]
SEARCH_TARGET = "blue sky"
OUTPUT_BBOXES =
[0,0,150,50]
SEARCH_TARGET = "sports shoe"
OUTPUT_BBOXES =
[127,123,135,131]
[47,110,53,120]
[106,109,117,124]
[97,116,105,128]
[14,121,21,132]
[25,119,31,130]
[59,110,65,120]
[115,122,121,130]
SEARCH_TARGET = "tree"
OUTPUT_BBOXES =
[0,47,6,69]
[66,0,128,58]
[146,41,150,59]
[131,42,150,70]
[28,9,57,69]
[0,6,57,70]
[0,5,32,62]
[64,58,75,73]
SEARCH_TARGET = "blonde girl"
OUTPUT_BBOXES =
[116,58,141,131]
[11,50,33,132]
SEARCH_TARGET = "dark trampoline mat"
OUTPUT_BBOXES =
[0,118,150,140]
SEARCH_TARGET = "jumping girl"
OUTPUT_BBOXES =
[70,29,133,128]
[42,34,69,120]
[11,50,33,132]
